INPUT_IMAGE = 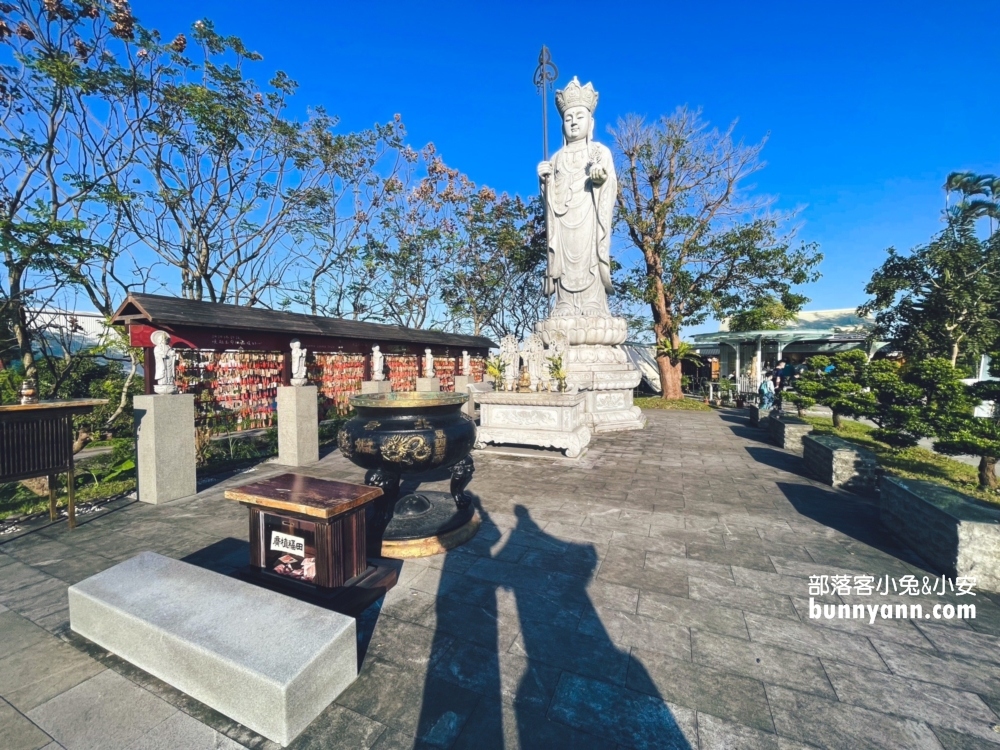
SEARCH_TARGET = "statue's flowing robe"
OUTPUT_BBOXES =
[544,140,616,317]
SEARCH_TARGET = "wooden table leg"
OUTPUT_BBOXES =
[67,466,76,530]
[48,474,57,522]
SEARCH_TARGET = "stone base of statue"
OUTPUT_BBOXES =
[361,380,392,395]
[134,394,196,504]
[277,385,319,467]
[536,315,647,433]
[416,377,440,392]
[475,391,591,458]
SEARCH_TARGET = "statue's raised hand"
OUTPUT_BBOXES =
[537,161,553,181]
[589,164,608,187]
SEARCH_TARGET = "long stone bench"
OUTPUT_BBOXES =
[69,552,357,746]
[880,476,1000,593]
[767,412,814,454]
[803,434,880,496]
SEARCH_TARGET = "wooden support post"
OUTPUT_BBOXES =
[282,351,292,387]
[143,347,155,395]
[48,473,57,521]
[67,465,76,530]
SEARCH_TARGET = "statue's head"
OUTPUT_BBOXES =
[150,330,169,347]
[290,339,301,351]
[556,77,598,144]
[372,344,380,353]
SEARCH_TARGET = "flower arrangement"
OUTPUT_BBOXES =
[486,355,507,389]
[547,354,568,392]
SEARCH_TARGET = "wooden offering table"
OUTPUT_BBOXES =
[225,473,398,612]
[0,398,108,529]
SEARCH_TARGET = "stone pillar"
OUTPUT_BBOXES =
[454,375,473,418]
[361,381,391,395]
[134,393,197,505]
[277,385,319,467]
[416,377,440,392]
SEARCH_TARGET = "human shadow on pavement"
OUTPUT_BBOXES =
[415,501,693,749]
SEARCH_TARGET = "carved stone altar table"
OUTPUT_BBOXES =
[474,391,591,458]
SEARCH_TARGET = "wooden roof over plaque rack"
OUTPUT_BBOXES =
[111,293,496,354]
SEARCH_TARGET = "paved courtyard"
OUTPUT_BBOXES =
[2,409,1000,749]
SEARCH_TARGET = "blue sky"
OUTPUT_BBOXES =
[134,0,999,335]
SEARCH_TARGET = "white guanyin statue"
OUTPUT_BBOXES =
[423,348,435,378]
[537,77,616,320]
[499,334,520,391]
[521,334,545,391]
[290,339,308,386]
[151,330,177,394]
[372,344,385,381]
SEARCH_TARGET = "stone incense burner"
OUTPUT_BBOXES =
[337,392,477,554]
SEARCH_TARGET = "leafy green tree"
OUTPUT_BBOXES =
[859,207,1000,370]
[0,0,154,381]
[782,391,815,418]
[794,350,870,428]
[727,293,806,333]
[611,108,821,399]
[120,19,319,306]
[440,190,547,341]
[934,380,1000,491]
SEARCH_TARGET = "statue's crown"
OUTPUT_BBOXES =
[555,77,598,115]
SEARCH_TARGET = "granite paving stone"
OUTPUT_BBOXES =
[688,575,799,618]
[0,697,54,750]
[577,607,692,660]
[644,551,737,584]
[872,638,1000,697]
[26,670,178,750]
[637,590,749,639]
[691,630,837,699]
[452,701,618,750]
[695,712,817,750]
[932,726,1000,750]
[916,621,1000,665]
[430,640,561,712]
[0,635,105,712]
[124,710,250,750]
[627,648,775,733]
[743,612,888,670]
[765,684,944,750]
[5,407,1000,749]
[336,658,480,744]
[547,672,698,750]
[821,660,1000,743]
[507,620,631,685]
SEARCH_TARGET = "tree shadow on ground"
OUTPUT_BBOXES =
[716,413,749,424]
[414,501,694,749]
[744,446,812,478]
[776,481,933,571]
[727,424,772,445]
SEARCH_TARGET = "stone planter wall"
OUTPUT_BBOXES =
[880,476,1000,593]
[767,413,813,454]
[803,434,880,496]
[747,404,762,427]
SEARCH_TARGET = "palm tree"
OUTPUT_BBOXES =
[945,171,1000,232]
[655,339,705,367]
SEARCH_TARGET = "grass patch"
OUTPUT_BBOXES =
[636,396,713,412]
[0,475,136,523]
[802,416,996,504]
